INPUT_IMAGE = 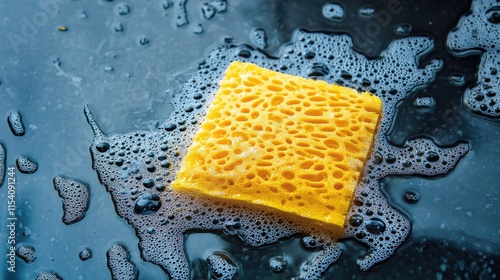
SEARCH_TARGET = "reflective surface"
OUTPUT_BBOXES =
[0,0,499,279]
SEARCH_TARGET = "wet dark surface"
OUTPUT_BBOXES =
[0,0,499,279]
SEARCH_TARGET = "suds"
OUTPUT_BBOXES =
[85,30,469,279]
[79,248,93,261]
[53,175,91,225]
[447,0,500,117]
[206,253,238,280]
[107,244,137,280]
[7,110,25,136]
[16,156,38,174]
[16,244,36,264]
[34,272,62,280]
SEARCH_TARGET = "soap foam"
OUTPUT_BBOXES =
[447,0,500,117]
[7,110,25,136]
[16,156,38,174]
[85,30,469,279]
[107,244,137,280]
[53,176,91,225]
[16,244,36,264]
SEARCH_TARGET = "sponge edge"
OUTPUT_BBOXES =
[171,61,382,235]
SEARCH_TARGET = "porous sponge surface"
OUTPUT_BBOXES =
[172,61,382,230]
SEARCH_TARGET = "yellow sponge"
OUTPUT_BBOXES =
[171,62,382,233]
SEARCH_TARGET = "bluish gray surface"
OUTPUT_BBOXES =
[0,0,499,279]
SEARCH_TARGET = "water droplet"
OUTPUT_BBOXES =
[210,0,227,13]
[103,65,114,72]
[404,191,420,204]
[302,236,317,248]
[96,142,110,152]
[164,123,177,131]
[353,196,364,206]
[358,6,375,17]
[193,93,203,100]
[349,214,363,227]
[356,232,366,239]
[250,28,268,49]
[448,74,465,86]
[116,3,131,16]
[306,62,330,78]
[225,221,241,231]
[114,23,124,32]
[475,94,485,101]
[413,96,435,107]
[237,49,251,58]
[373,152,383,164]
[77,10,88,19]
[161,161,171,168]
[486,8,500,24]
[143,178,155,188]
[395,23,412,35]
[304,51,316,59]
[193,23,204,35]
[269,256,287,273]
[365,218,386,234]
[322,3,345,20]
[201,3,216,19]
[162,0,172,10]
[79,248,93,261]
[385,154,396,164]
[340,71,352,80]
[221,34,234,44]
[134,193,162,214]
[426,151,440,162]
[138,36,150,46]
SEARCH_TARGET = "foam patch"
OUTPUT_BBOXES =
[447,0,500,117]
[86,30,469,279]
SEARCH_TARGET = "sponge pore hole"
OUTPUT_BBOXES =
[300,161,315,169]
[304,109,324,116]
[271,96,285,106]
[282,170,295,180]
[211,150,229,159]
[299,172,328,182]
[333,170,344,179]
[267,84,284,92]
[281,183,297,192]
[257,170,271,180]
